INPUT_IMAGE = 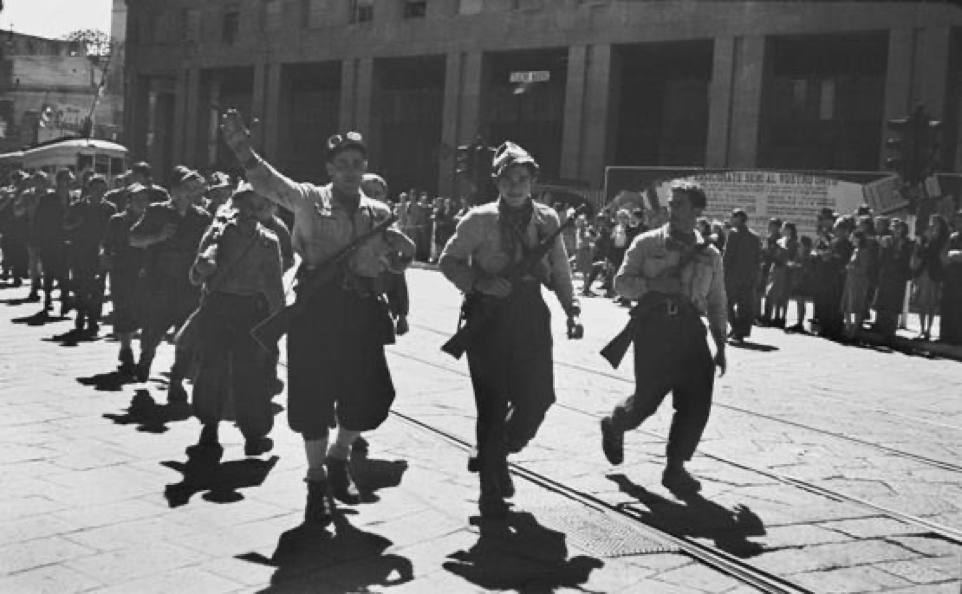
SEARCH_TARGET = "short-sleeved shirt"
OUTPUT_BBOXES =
[65,199,117,252]
[130,201,212,283]
[245,162,400,278]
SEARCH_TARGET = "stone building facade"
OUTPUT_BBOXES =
[0,32,122,153]
[122,0,962,192]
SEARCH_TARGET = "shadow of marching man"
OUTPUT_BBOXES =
[161,445,279,507]
[608,473,765,558]
[236,510,414,592]
[102,389,192,432]
[443,511,604,593]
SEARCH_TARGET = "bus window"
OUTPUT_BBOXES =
[95,154,110,175]
[110,157,125,178]
[78,155,94,172]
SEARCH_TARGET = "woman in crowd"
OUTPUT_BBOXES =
[787,235,814,332]
[841,228,873,339]
[605,209,632,298]
[911,214,949,341]
[765,220,798,328]
[940,211,962,345]
[874,218,914,341]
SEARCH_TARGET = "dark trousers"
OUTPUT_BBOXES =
[38,245,68,300]
[726,279,755,338]
[1,233,28,280]
[286,282,395,439]
[192,293,274,440]
[139,279,200,377]
[71,252,105,325]
[466,284,555,491]
[111,270,144,334]
[610,310,714,464]
[815,270,845,338]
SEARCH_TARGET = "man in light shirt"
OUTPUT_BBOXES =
[600,180,727,496]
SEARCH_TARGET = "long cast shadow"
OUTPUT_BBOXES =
[608,473,765,558]
[11,311,68,326]
[103,389,192,431]
[161,447,280,507]
[237,510,414,591]
[727,340,779,352]
[443,511,604,593]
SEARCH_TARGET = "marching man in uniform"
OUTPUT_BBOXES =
[438,142,582,519]
[600,180,727,495]
[219,110,414,527]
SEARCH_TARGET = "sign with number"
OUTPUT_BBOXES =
[509,71,550,84]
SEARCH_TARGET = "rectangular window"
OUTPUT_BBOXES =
[459,0,482,14]
[819,78,835,121]
[351,0,374,23]
[403,0,427,18]
[512,0,543,11]
[222,10,240,45]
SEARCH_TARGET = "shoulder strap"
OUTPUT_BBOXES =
[205,225,261,294]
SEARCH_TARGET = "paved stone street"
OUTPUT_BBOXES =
[1,269,961,593]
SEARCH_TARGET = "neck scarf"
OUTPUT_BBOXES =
[498,197,534,263]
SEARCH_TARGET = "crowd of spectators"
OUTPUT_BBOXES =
[566,202,962,347]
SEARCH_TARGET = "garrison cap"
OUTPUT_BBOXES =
[491,141,539,178]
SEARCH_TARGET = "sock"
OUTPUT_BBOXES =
[327,428,360,460]
[304,438,329,482]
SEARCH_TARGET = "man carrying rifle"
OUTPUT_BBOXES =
[220,111,413,527]
[438,142,582,519]
[599,180,727,496]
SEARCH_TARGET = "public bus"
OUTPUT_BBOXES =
[21,137,128,182]
[0,150,25,183]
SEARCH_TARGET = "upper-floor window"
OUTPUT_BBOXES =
[351,0,374,23]
[404,0,427,18]
[223,10,240,45]
[459,0,483,14]
[512,0,543,11]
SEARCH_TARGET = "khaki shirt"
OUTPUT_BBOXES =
[438,199,578,314]
[190,219,285,314]
[246,162,408,277]
[615,224,728,337]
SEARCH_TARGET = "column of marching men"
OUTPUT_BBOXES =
[3,112,959,526]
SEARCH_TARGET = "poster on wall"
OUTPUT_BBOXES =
[605,167,912,239]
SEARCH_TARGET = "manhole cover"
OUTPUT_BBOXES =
[528,503,679,557]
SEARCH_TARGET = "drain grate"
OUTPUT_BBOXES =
[528,503,679,557]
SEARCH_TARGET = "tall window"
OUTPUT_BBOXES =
[459,0,483,14]
[222,10,240,45]
[404,0,427,18]
[351,0,374,23]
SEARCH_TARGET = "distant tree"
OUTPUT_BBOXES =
[62,28,112,58]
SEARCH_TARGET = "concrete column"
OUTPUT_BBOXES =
[727,36,766,169]
[438,51,483,196]
[339,58,358,132]
[561,46,588,180]
[146,90,158,163]
[206,78,222,167]
[355,57,375,138]
[581,44,614,187]
[183,68,201,166]
[561,44,614,187]
[912,27,951,120]
[172,69,189,163]
[706,36,736,169]
[881,27,951,168]
[706,35,767,168]
[251,61,268,153]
